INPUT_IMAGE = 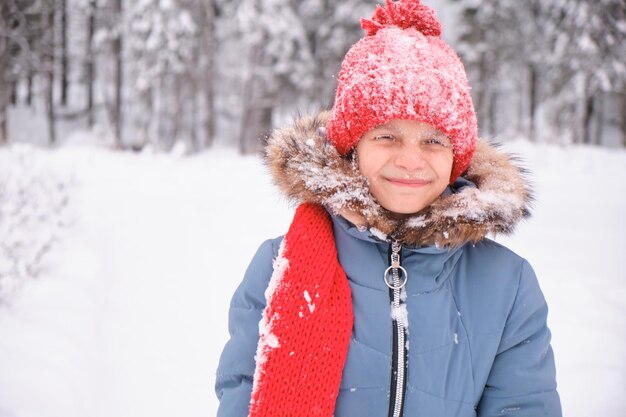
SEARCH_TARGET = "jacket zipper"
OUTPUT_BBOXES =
[385,242,408,417]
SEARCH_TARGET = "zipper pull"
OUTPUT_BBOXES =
[384,241,408,290]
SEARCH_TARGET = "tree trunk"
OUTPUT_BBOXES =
[239,102,272,155]
[515,76,524,138]
[152,71,167,149]
[0,26,8,145]
[46,73,56,145]
[582,92,593,145]
[45,4,56,145]
[573,73,588,144]
[139,87,153,148]
[10,81,17,105]
[60,0,69,106]
[593,92,604,146]
[239,45,273,155]
[476,54,488,135]
[528,64,538,142]
[86,0,96,128]
[201,0,215,148]
[190,82,198,151]
[112,0,123,147]
[26,71,33,106]
[152,74,163,147]
[172,74,183,146]
[621,89,626,147]
[487,90,497,137]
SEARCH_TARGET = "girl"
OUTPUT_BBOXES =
[216,1,562,416]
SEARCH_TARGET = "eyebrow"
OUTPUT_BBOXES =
[371,124,445,136]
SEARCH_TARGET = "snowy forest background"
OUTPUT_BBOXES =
[1,0,625,150]
[1,1,625,417]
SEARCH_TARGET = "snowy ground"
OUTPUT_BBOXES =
[0,139,624,417]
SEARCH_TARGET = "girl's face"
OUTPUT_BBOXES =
[356,119,454,218]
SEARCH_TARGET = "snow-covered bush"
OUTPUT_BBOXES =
[0,145,71,303]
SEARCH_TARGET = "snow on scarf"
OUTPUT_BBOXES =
[249,204,353,417]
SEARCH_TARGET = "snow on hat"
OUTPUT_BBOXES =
[327,0,478,183]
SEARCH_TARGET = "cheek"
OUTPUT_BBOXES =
[433,154,454,180]
[356,143,390,180]
[356,148,376,178]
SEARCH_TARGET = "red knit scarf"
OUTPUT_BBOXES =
[249,203,354,417]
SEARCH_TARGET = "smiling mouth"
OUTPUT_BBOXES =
[385,177,431,187]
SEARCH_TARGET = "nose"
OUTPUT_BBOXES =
[394,145,426,171]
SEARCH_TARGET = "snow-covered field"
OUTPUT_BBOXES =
[0,139,624,417]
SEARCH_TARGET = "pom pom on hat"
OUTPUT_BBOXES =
[328,0,478,183]
[361,0,442,37]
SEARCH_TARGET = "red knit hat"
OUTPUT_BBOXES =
[327,0,478,183]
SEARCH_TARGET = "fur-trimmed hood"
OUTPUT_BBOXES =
[265,111,532,248]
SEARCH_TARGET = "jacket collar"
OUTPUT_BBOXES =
[265,111,532,249]
[330,213,464,294]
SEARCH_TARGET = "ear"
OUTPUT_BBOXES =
[346,149,356,163]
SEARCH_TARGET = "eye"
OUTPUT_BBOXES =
[374,134,396,141]
[424,137,451,147]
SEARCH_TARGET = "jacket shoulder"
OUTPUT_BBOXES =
[452,238,546,337]
[461,238,530,287]
[472,237,526,263]
[215,235,284,413]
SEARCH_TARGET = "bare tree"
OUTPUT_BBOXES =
[112,0,123,147]
[199,0,215,148]
[621,88,626,147]
[43,1,56,145]
[238,44,272,155]
[0,9,8,145]
[593,92,604,145]
[85,0,96,128]
[0,1,22,145]
[60,0,68,106]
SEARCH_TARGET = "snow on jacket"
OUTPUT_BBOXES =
[215,112,562,417]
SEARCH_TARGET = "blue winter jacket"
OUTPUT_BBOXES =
[215,112,562,416]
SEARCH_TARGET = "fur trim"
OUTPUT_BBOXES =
[265,111,532,248]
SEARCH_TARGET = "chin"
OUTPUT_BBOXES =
[383,202,429,216]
